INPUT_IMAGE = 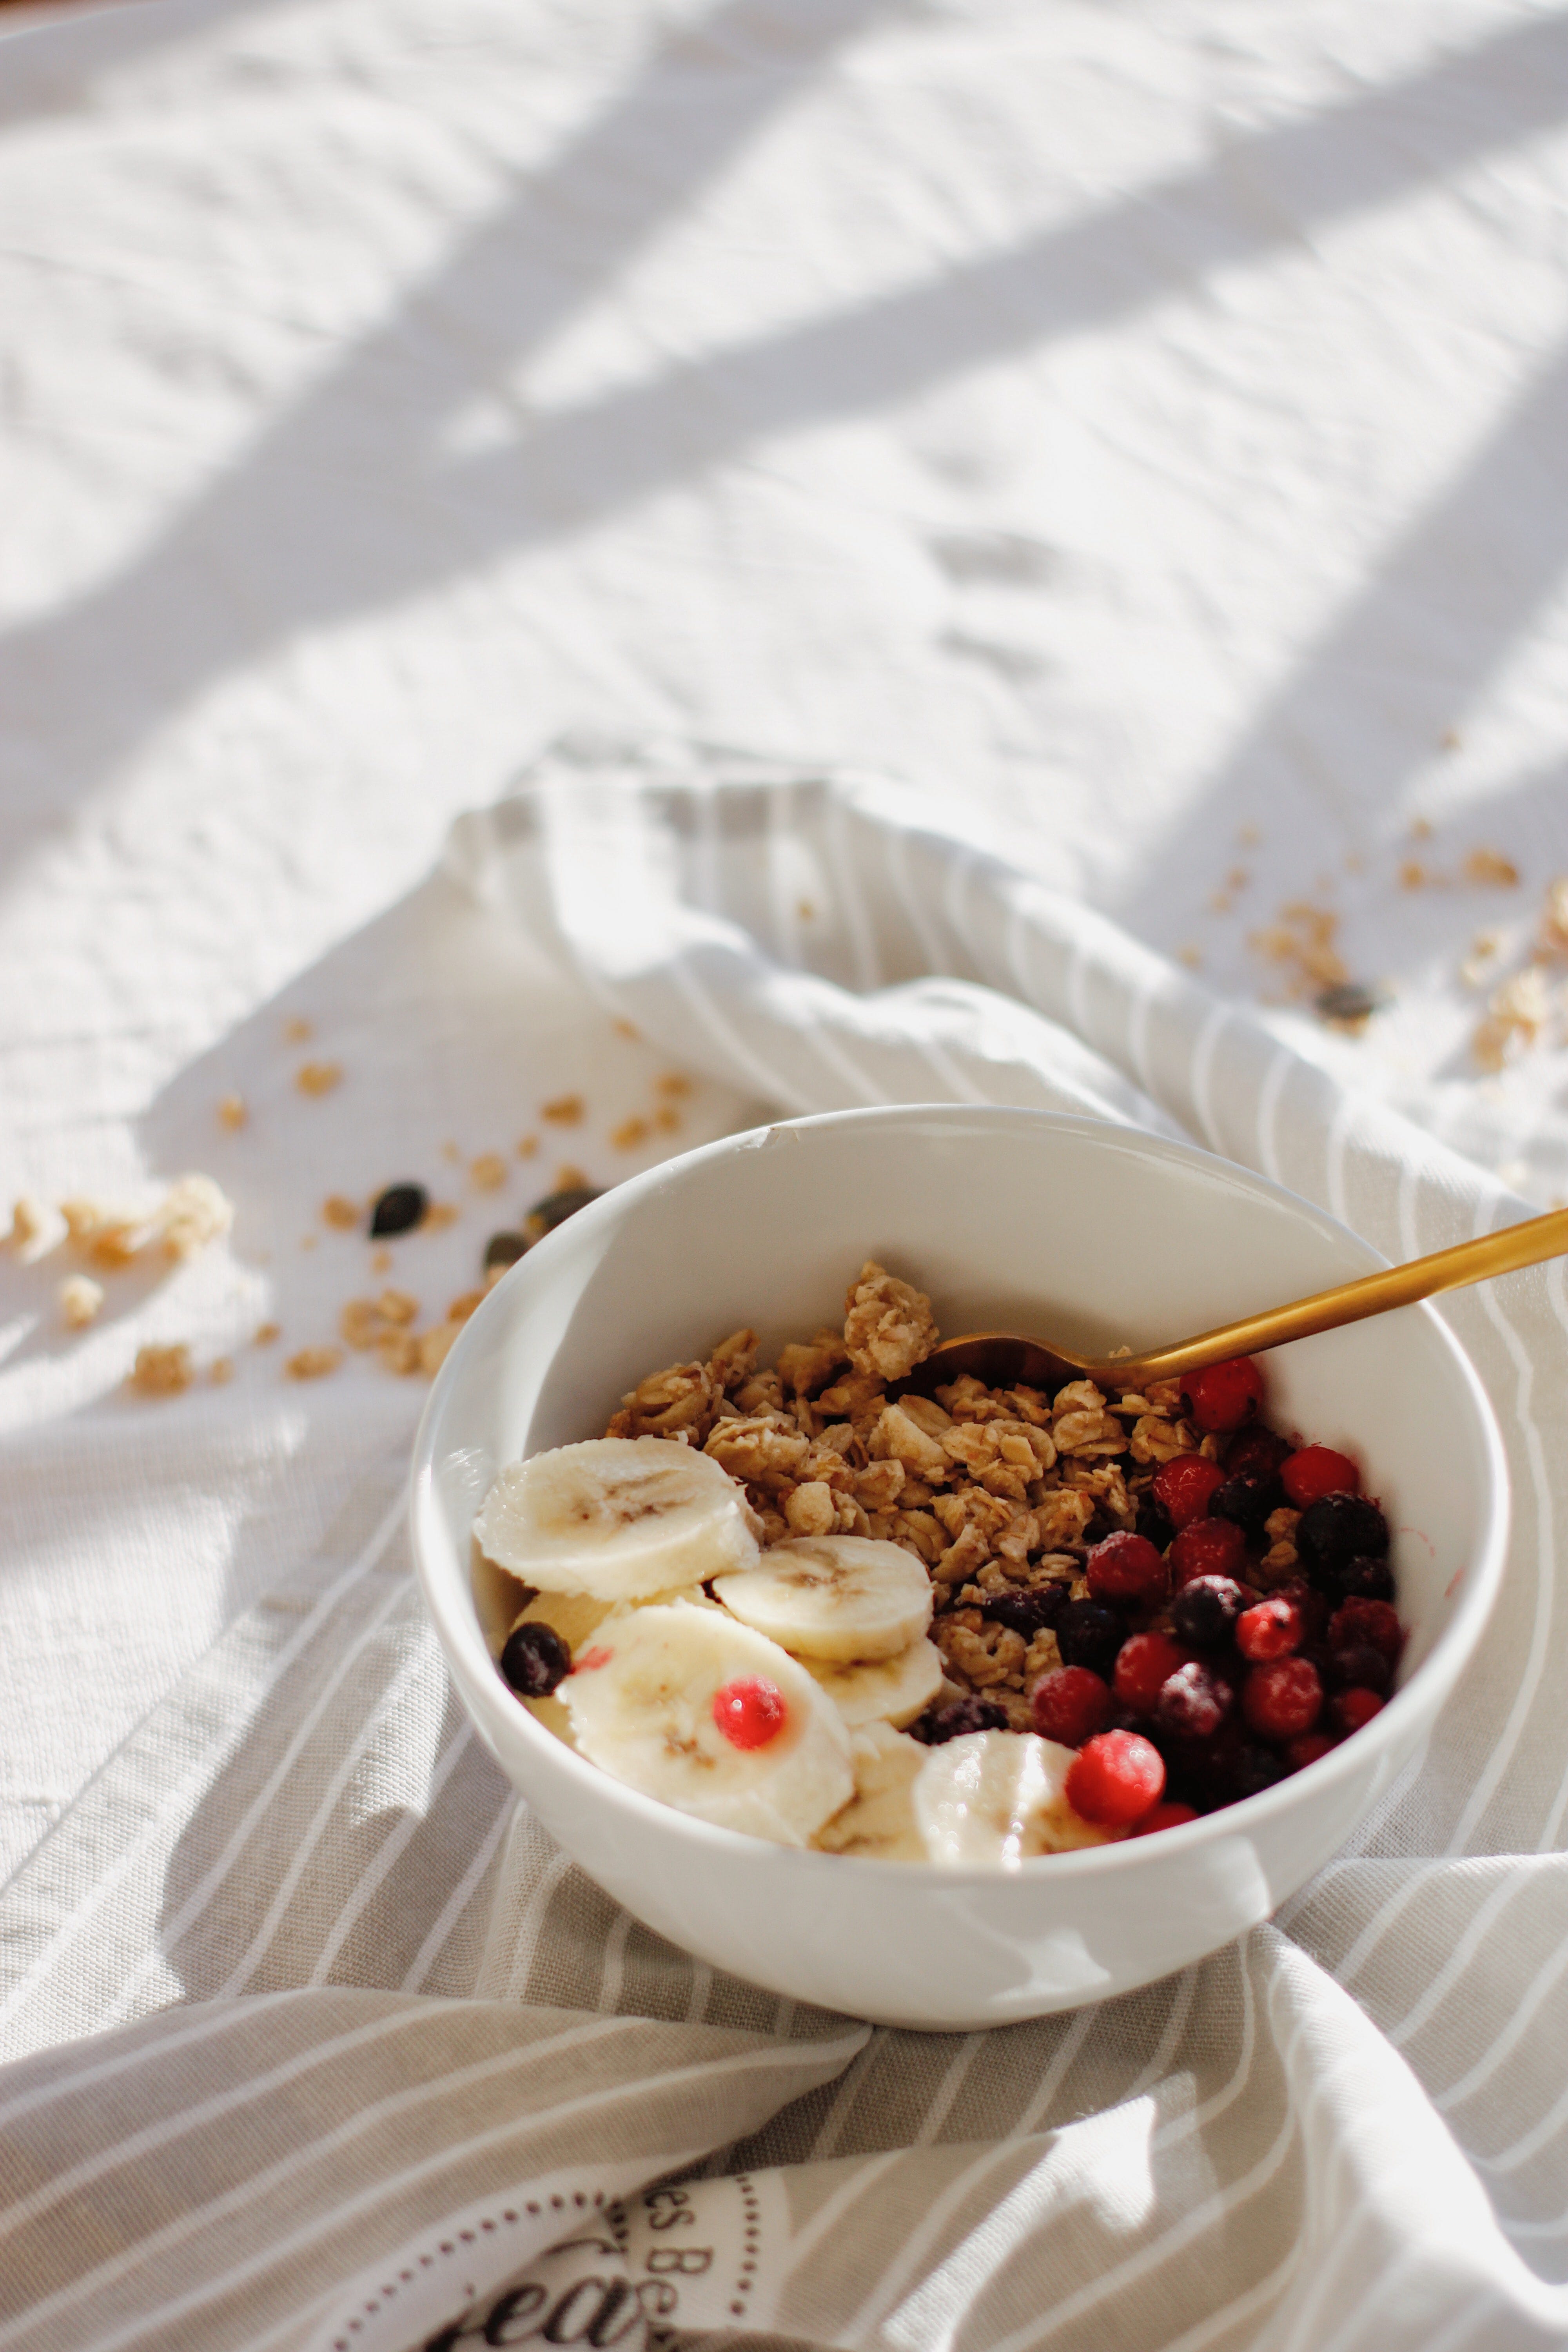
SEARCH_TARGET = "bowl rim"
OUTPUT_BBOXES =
[411,1102,1510,1882]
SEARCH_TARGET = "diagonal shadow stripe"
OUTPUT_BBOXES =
[3,5,1566,847]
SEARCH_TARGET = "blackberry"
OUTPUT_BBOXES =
[1211,1472,1280,1535]
[1296,1493,1389,1583]
[1056,1600,1123,1679]
[1223,1425,1293,1481]
[499,1621,572,1697]
[910,1697,1010,1746]
[1325,1553,1396,1605]
[983,1585,1068,1641]
[1171,1573,1246,1650]
[369,1181,428,1238]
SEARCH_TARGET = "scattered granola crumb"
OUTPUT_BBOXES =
[655,1073,693,1098]
[1540,878,1568,958]
[9,1197,55,1257]
[517,1135,539,1159]
[653,1106,681,1133]
[1460,930,1504,988]
[254,1321,281,1346]
[1226,866,1249,891]
[377,1287,418,1325]
[613,1018,640,1041]
[378,1328,421,1375]
[129,1343,193,1398]
[323,1195,359,1230]
[1248,902,1346,997]
[419,1322,461,1376]
[424,1203,460,1231]
[470,1153,506,1191]
[1410,816,1434,842]
[59,1274,103,1329]
[217,1093,247,1132]
[555,1165,587,1192]
[300,1235,318,1252]
[1237,824,1261,848]
[340,1298,380,1350]
[610,1116,651,1151]
[1474,964,1553,1071]
[285,1345,342,1381]
[1208,889,1231,914]
[370,1247,394,1274]
[1344,852,1365,873]
[798,898,817,921]
[157,1174,233,1261]
[210,1358,234,1385]
[1441,727,1463,751]
[441,1142,461,1163]
[541,1095,584,1125]
[447,1289,484,1323]
[296,1062,342,1098]
[1399,860,1429,891]
[283,1017,313,1043]
[1463,848,1520,888]
[1176,944,1202,970]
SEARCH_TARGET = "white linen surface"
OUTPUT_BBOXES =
[4,2,1568,2348]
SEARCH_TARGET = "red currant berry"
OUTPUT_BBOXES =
[1182,1357,1265,1435]
[1131,1800,1200,1837]
[1113,1631,1190,1714]
[1066,1730,1165,1827]
[1236,1596,1303,1663]
[1242,1657,1323,1742]
[1085,1530,1168,1605]
[1031,1666,1112,1748]
[1331,1687,1385,1736]
[1281,1445,1361,1508]
[1326,1598,1402,1664]
[712,1677,787,1750]
[1285,1730,1339,1771]
[1167,1515,1247,1588]
[1156,1661,1234,1739]
[1152,1453,1225,1529]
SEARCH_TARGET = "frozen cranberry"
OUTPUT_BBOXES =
[1330,1642,1391,1695]
[910,1697,1010,1746]
[1211,1472,1279,1536]
[1113,1631,1190,1714]
[1236,1596,1302,1662]
[1223,1425,1293,1480]
[1168,1516,1247,1587]
[1285,1730,1339,1770]
[1171,1574,1246,1650]
[1057,1600,1123,1678]
[1086,1531,1168,1605]
[1282,1444,1361,1508]
[1296,1493,1389,1581]
[1131,1799,1200,1836]
[1066,1730,1166,1826]
[713,1677,787,1750]
[499,1621,572,1696]
[1242,1657,1323,1741]
[1327,1555,1396,1605]
[1157,1661,1234,1738]
[1031,1666,1113,1747]
[1152,1453,1225,1528]
[984,1586,1067,1641]
[1332,1687,1385,1736]
[1327,1597,1403,1662]
[1182,1357,1264,1434]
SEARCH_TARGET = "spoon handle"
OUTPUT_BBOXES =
[1111,1204,1568,1385]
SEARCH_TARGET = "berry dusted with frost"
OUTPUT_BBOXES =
[1295,1492,1390,1581]
[1223,1425,1293,1481]
[1285,1730,1339,1771]
[1327,1598,1402,1663]
[1331,1687,1385,1737]
[1168,1515,1247,1588]
[1157,1661,1234,1739]
[712,1677,788,1751]
[1056,1600,1124,1679]
[1282,1444,1361,1508]
[1086,1530,1168,1605]
[1066,1730,1166,1827]
[1031,1666,1113,1748]
[984,1585,1068,1641]
[1113,1631,1190,1715]
[1171,1574,1247,1650]
[1152,1453,1225,1529]
[1242,1656,1323,1742]
[1236,1596,1303,1663]
[1182,1356,1264,1435]
[911,1697,1011,1746]
[1211,1472,1279,1536]
[1132,1799,1200,1836]
[1327,1554,1396,1605]
[1330,1642,1391,1695]
[499,1621,572,1697]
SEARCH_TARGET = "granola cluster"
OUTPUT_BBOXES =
[604,1261,1221,1732]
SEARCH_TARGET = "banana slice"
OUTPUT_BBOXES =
[915,1731,1122,1867]
[561,1601,853,1845]
[509,1588,615,1655]
[474,1436,760,1602]
[801,1637,944,1729]
[714,1535,933,1663]
[814,1724,926,1860]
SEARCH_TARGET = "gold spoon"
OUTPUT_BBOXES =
[903,1204,1568,1399]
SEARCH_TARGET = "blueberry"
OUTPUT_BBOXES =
[910,1697,1010,1746]
[521,1186,602,1247]
[499,1621,572,1697]
[369,1181,428,1238]
[983,1585,1068,1641]
[1211,1472,1280,1535]
[1156,1661,1234,1739]
[1296,1494,1390,1581]
[484,1230,528,1274]
[1326,1553,1396,1605]
[1171,1574,1246,1650]
[1056,1600,1123,1678]
[1134,1495,1175,1551]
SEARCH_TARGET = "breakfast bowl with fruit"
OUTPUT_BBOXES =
[411,1105,1507,2029]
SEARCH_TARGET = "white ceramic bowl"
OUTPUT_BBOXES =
[412,1106,1507,2030]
